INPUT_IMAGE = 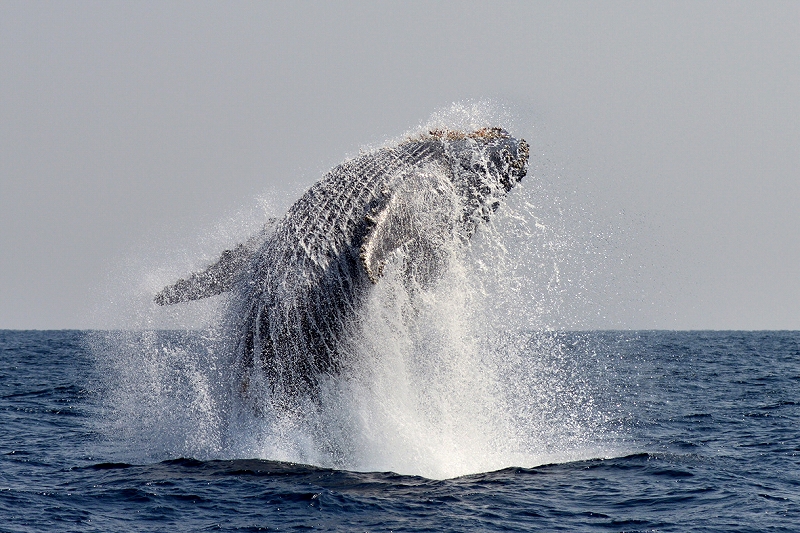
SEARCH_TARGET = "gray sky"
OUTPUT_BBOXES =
[1,1,798,330]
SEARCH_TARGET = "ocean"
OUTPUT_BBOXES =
[1,329,798,532]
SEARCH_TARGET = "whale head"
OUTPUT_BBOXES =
[429,127,530,231]
[488,129,529,191]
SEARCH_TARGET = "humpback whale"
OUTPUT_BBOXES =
[156,128,529,407]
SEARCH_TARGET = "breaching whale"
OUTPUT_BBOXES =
[155,128,529,407]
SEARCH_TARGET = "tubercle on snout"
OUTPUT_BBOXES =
[427,127,510,142]
[400,127,513,146]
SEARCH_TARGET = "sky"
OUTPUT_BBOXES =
[1,1,798,330]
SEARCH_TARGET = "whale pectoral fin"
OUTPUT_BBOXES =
[154,244,253,305]
[359,178,456,285]
[359,196,413,284]
[360,209,451,286]
[154,219,278,305]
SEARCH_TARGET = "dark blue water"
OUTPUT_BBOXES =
[1,330,798,532]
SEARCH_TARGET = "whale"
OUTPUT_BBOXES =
[155,127,529,408]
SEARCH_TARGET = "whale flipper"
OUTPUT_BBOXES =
[360,170,455,285]
[154,219,277,305]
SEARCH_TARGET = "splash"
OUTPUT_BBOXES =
[91,102,625,479]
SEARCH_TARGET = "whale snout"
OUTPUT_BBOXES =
[502,137,529,191]
[488,135,529,192]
